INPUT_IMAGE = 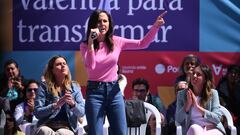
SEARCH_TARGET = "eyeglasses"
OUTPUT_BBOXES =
[133,89,147,93]
[26,88,38,93]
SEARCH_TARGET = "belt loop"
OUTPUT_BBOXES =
[105,82,108,87]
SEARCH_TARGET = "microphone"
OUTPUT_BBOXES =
[91,28,104,39]
[91,32,97,39]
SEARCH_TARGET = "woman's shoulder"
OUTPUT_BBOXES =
[71,81,81,90]
[211,89,219,95]
[38,81,50,94]
[39,81,47,87]
[112,35,126,42]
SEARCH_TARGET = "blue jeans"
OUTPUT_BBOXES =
[85,81,127,135]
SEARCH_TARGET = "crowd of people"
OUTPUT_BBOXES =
[0,9,239,135]
[1,55,239,135]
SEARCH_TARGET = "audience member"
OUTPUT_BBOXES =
[34,55,85,135]
[175,54,201,84]
[14,79,39,134]
[131,77,166,135]
[132,78,166,114]
[0,59,27,109]
[0,59,27,135]
[166,81,188,135]
[117,65,127,96]
[216,64,240,134]
[176,64,225,135]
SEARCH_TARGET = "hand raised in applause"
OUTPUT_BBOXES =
[185,89,193,112]
[64,90,75,108]
[190,90,205,115]
[53,96,66,109]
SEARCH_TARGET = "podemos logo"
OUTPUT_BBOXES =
[155,64,166,74]
[155,64,179,74]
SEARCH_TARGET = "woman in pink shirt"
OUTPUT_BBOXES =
[80,9,166,135]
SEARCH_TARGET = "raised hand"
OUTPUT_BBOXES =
[11,77,24,90]
[88,28,100,49]
[27,99,35,112]
[190,90,205,115]
[191,91,199,107]
[53,96,66,109]
[154,11,167,27]
[64,90,75,108]
[185,89,193,112]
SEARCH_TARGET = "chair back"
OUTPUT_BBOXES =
[175,105,237,135]
[220,106,237,135]
[79,102,162,135]
[0,110,6,134]
[127,102,161,135]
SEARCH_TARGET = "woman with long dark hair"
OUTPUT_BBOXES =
[176,64,225,135]
[80,9,167,135]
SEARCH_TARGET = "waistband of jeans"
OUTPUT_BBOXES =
[87,80,117,85]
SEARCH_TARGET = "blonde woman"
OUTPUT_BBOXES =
[34,55,85,135]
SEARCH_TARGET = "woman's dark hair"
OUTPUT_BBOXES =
[190,64,215,108]
[26,79,40,88]
[24,79,40,96]
[84,9,114,52]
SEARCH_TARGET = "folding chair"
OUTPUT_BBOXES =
[104,102,162,135]
[175,105,237,135]
[0,110,6,135]
[128,102,161,135]
[220,106,237,135]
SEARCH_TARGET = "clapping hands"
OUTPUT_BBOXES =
[185,89,201,112]
[53,90,75,109]
[64,90,75,107]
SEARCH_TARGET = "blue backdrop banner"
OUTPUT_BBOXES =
[13,0,199,51]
